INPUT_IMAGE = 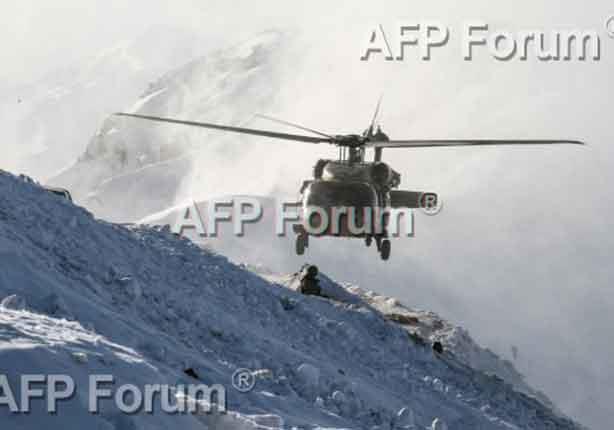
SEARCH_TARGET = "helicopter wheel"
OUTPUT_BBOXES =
[380,239,391,261]
[296,234,308,255]
[365,236,372,247]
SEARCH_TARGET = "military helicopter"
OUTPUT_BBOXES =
[115,102,583,261]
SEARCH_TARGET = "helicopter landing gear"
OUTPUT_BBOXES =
[293,224,309,256]
[295,233,309,255]
[380,239,391,261]
[375,237,391,260]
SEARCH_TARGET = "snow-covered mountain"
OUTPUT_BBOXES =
[38,28,610,429]
[0,170,585,429]
[0,26,213,181]
[50,30,293,222]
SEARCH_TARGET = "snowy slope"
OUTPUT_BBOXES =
[255,267,558,412]
[131,198,570,416]
[49,30,291,222]
[0,171,585,429]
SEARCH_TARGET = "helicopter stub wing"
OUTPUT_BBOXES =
[366,139,585,148]
[113,113,332,144]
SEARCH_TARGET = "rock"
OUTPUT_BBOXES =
[387,313,420,325]
[279,296,296,311]
[297,363,320,388]
[431,417,447,430]
[332,390,346,404]
[1,294,27,311]
[184,368,200,379]
[129,279,143,300]
[43,293,72,318]
[251,414,284,427]
[397,407,415,427]
[252,369,273,380]
[432,378,445,392]
[72,352,89,364]
[104,267,118,284]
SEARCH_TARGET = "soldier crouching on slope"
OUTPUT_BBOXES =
[294,264,321,296]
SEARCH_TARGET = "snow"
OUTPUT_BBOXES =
[127,87,168,114]
[49,30,289,221]
[0,171,585,429]
[2,26,212,181]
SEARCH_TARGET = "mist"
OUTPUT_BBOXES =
[1,1,613,428]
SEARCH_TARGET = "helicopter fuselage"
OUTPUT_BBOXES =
[293,157,430,260]
[297,158,403,234]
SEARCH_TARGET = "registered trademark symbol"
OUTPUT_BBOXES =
[419,192,443,216]
[606,16,614,38]
[231,368,255,393]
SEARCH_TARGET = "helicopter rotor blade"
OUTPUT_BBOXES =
[113,113,331,144]
[255,114,334,139]
[366,139,585,148]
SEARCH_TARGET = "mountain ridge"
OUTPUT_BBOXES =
[0,170,585,429]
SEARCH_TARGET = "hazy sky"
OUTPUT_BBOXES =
[2,0,610,83]
[2,1,614,428]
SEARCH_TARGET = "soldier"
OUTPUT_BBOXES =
[297,264,321,296]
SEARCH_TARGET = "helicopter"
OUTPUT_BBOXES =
[115,101,583,261]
